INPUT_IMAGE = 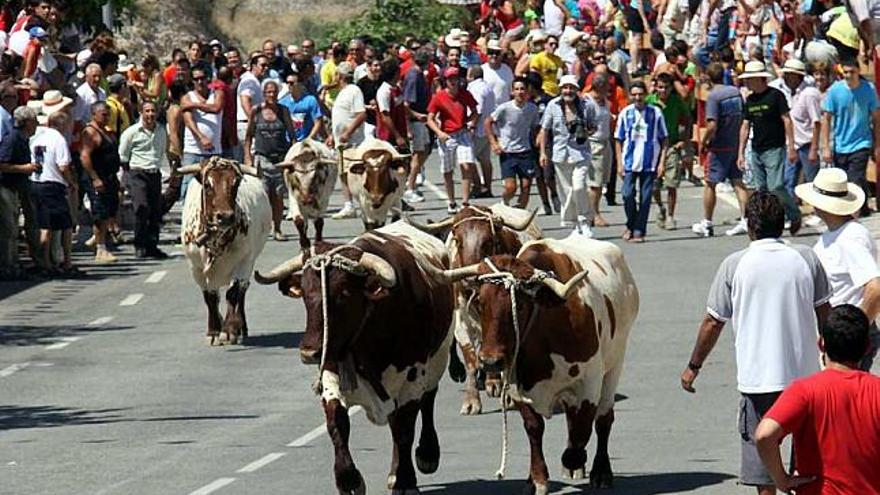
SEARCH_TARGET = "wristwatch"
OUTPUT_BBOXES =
[687,361,702,372]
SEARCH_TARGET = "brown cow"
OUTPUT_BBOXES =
[344,138,411,230]
[276,139,338,249]
[254,221,454,494]
[408,203,542,415]
[423,237,639,494]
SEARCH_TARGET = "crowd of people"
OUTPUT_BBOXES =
[0,0,879,491]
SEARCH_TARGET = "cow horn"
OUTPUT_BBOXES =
[540,270,589,299]
[239,164,260,177]
[175,164,202,175]
[421,261,482,285]
[498,207,538,232]
[254,253,304,284]
[275,160,298,169]
[404,213,456,233]
[358,252,397,288]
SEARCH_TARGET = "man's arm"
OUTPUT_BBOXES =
[181,94,214,152]
[872,109,880,165]
[755,418,816,492]
[243,107,257,166]
[239,91,256,120]
[181,90,224,114]
[485,114,501,155]
[782,112,797,163]
[118,126,134,167]
[426,111,448,142]
[737,119,750,170]
[341,111,367,144]
[680,314,725,393]
[821,111,833,163]
[702,120,718,149]
[79,127,104,193]
[615,139,624,177]
[815,301,831,329]
[656,138,667,178]
[861,278,880,321]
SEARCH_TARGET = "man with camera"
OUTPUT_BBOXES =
[537,75,597,236]
[614,81,668,243]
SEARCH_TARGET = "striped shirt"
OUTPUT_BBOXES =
[615,103,667,173]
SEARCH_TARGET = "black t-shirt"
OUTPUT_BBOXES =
[358,77,382,125]
[745,87,789,152]
[0,127,32,188]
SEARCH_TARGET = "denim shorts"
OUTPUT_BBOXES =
[500,151,537,179]
[707,150,742,184]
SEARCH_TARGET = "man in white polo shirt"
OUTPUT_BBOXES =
[796,168,880,371]
[681,191,831,495]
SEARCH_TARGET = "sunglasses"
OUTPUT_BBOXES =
[488,51,501,56]
[192,76,207,81]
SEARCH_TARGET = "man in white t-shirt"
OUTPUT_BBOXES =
[543,0,567,37]
[74,63,106,127]
[482,39,514,104]
[237,54,268,150]
[796,168,880,371]
[681,191,831,495]
[468,65,497,198]
[330,62,367,219]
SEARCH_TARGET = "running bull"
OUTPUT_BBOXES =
[276,139,338,249]
[255,221,454,494]
[178,156,271,345]
[343,138,410,230]
[423,236,639,494]
[407,203,541,416]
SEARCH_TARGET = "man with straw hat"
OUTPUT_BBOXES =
[738,60,801,236]
[796,168,880,371]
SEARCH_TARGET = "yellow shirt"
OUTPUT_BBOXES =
[828,13,860,50]
[530,52,564,97]
[320,59,340,107]
[106,95,130,136]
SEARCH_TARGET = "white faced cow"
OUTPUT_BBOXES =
[277,139,338,249]
[423,236,639,494]
[179,157,271,345]
[254,221,455,494]
[408,203,542,416]
[343,138,410,230]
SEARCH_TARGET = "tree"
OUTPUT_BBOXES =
[63,0,136,30]
[319,0,470,47]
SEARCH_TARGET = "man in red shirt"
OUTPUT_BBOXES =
[756,304,880,495]
[426,67,479,213]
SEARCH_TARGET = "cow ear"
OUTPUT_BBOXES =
[364,276,390,301]
[348,162,366,175]
[281,274,304,298]
[392,158,410,175]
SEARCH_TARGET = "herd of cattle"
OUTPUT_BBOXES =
[177,141,641,495]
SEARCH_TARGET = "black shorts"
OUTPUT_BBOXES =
[500,151,537,179]
[624,7,655,34]
[88,174,120,221]
[31,181,73,230]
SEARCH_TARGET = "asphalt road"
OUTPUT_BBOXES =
[2,157,877,495]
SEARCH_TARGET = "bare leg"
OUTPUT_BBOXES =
[702,181,717,221]
[502,178,516,205]
[668,188,678,219]
[460,162,476,205]
[443,171,455,205]
[517,178,532,209]
[268,190,284,235]
[39,229,52,269]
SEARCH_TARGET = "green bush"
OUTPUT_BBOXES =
[318,0,471,47]
[65,0,137,30]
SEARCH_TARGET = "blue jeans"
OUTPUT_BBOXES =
[750,147,801,223]
[622,171,656,237]
[696,10,733,68]
[784,144,818,198]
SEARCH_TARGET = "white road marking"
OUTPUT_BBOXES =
[119,294,144,306]
[236,452,286,473]
[187,478,236,495]
[0,362,29,378]
[145,270,167,284]
[287,406,362,447]
[45,336,81,350]
[89,316,114,326]
[423,180,449,201]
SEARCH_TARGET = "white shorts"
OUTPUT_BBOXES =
[410,121,430,153]
[438,130,475,174]
[363,122,376,139]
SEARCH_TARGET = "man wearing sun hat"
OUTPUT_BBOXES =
[796,168,880,371]
[738,60,801,235]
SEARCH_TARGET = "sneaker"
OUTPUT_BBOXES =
[402,189,425,203]
[447,202,459,214]
[542,203,553,215]
[416,173,425,186]
[725,219,748,237]
[691,219,714,238]
[804,214,824,228]
[400,199,415,212]
[95,250,117,264]
[331,202,358,219]
[665,217,677,230]
[84,235,97,249]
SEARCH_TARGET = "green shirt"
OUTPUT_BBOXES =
[646,92,687,143]
[118,120,168,171]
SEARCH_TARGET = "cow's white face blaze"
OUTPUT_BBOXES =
[361,150,396,209]
[200,161,242,227]
[288,150,329,207]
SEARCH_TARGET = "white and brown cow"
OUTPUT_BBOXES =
[344,138,410,230]
[423,237,639,494]
[276,139,338,249]
[408,203,542,416]
[179,157,271,345]
[254,221,454,494]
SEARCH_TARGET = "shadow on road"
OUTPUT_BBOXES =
[0,324,133,347]
[241,331,303,349]
[422,471,734,494]
[0,405,128,430]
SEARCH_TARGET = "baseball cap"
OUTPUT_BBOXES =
[28,27,47,39]
[107,74,127,92]
[443,66,461,79]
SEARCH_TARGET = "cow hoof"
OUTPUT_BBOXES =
[415,445,440,474]
[338,469,365,495]
[561,447,587,473]
[523,482,548,495]
[590,470,614,489]
[387,474,395,490]
[485,379,503,398]
[563,467,585,479]
[206,334,220,346]
[459,396,482,416]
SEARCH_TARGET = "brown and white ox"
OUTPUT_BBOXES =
[408,203,542,416]
[254,221,454,495]
[344,138,410,230]
[276,139,338,249]
[178,157,271,345]
[423,237,639,494]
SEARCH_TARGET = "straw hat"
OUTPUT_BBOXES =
[738,60,773,79]
[795,168,865,216]
[780,58,807,76]
[445,28,464,48]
